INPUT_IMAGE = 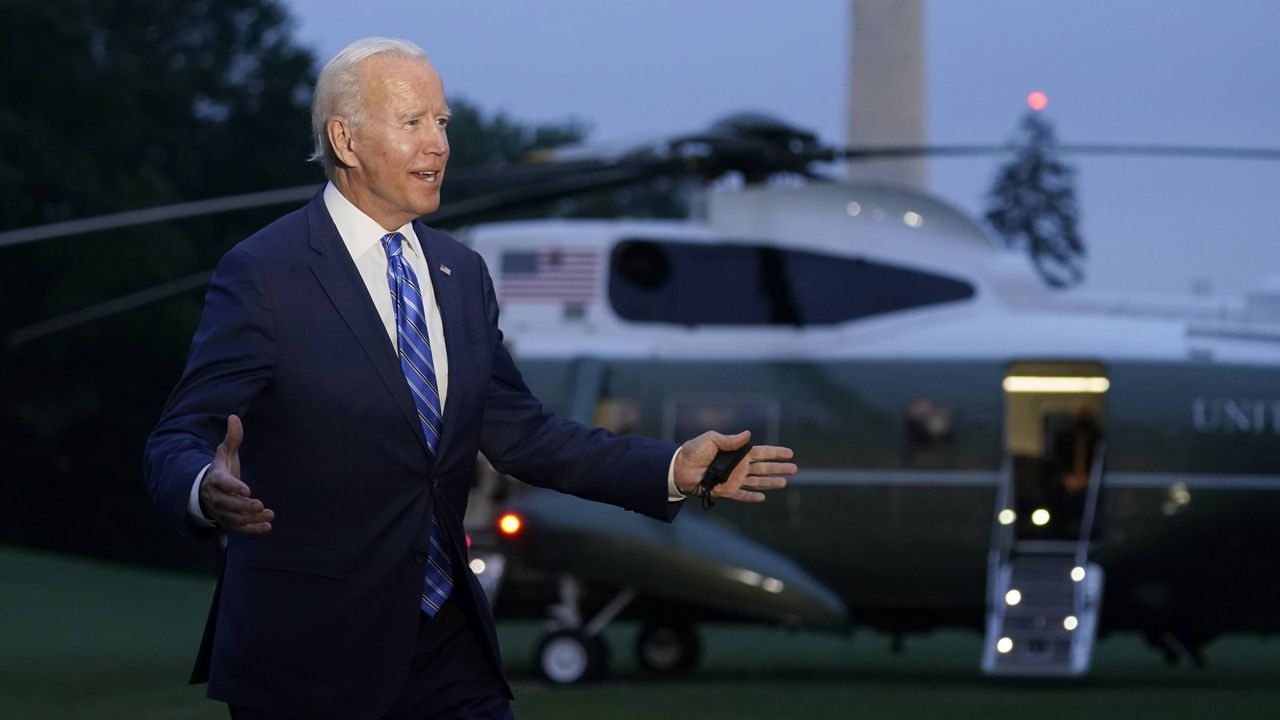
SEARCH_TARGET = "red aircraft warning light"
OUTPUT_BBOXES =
[1027,91,1049,112]
[498,512,522,536]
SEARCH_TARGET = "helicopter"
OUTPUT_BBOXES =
[437,114,1280,684]
[3,112,1278,685]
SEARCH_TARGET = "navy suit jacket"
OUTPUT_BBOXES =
[144,192,680,718]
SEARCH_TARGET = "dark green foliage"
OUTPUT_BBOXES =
[445,98,589,169]
[0,0,318,329]
[0,0,319,569]
[985,113,1086,289]
[0,0,316,223]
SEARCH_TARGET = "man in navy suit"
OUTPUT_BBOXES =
[145,37,794,719]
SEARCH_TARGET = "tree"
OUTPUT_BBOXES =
[985,112,1086,289]
[444,98,588,169]
[0,0,318,327]
[0,0,319,568]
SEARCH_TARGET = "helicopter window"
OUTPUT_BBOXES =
[612,240,672,289]
[608,239,975,326]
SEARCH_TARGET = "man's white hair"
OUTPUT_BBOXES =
[309,37,430,176]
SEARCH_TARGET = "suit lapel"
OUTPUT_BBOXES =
[304,196,434,459]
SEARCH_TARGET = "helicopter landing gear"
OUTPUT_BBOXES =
[1145,628,1208,668]
[535,628,609,684]
[534,576,636,684]
[635,620,701,675]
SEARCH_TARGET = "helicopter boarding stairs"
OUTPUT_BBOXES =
[982,449,1106,676]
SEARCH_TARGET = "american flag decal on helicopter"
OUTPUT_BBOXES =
[499,248,600,303]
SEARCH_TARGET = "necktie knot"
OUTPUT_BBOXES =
[381,232,405,260]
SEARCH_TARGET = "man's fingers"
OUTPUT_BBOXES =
[202,477,271,513]
[213,415,244,480]
[713,430,751,451]
[206,470,252,498]
[200,464,273,531]
[231,520,274,535]
[209,501,275,531]
[716,487,767,503]
[224,508,275,524]
[740,476,789,491]
[206,490,268,516]
[221,414,244,455]
[221,509,273,532]
[747,445,794,462]
[745,461,798,477]
[720,476,787,497]
[675,434,794,502]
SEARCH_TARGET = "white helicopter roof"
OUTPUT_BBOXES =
[705,179,1000,255]
[461,184,1277,368]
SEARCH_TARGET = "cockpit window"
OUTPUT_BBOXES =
[608,239,975,326]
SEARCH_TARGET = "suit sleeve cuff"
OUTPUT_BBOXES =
[667,447,686,502]
[187,464,218,527]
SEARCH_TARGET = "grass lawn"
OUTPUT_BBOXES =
[3,545,1277,719]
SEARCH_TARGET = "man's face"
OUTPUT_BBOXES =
[344,54,450,230]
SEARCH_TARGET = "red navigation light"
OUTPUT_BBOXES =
[1027,91,1049,112]
[498,513,522,536]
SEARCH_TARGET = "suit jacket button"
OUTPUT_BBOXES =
[413,550,430,565]
[432,478,440,488]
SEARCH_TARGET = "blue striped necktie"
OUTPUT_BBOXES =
[382,231,452,617]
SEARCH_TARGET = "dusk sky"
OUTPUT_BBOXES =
[285,0,1280,297]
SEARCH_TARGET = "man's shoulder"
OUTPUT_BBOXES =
[416,223,473,254]
[415,222,486,272]
[224,203,315,267]
[243,204,313,253]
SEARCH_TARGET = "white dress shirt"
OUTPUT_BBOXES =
[322,183,451,403]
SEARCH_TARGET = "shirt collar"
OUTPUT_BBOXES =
[322,182,423,261]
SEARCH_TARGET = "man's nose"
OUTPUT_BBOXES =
[424,126,448,155]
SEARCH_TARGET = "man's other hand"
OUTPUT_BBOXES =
[199,414,275,533]
[674,431,795,503]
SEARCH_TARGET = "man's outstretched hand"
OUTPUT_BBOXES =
[199,414,275,534]
[673,431,795,503]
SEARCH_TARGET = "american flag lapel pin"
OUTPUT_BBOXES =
[439,264,452,276]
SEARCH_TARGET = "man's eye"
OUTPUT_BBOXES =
[437,118,449,128]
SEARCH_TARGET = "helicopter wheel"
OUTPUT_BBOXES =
[635,620,701,675]
[535,628,609,685]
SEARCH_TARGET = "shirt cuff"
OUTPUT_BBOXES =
[667,447,686,502]
[187,464,218,527]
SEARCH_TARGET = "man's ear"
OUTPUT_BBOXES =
[327,116,358,169]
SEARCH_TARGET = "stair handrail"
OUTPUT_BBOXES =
[987,456,1015,607]
[1074,442,1107,567]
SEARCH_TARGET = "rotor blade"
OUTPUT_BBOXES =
[431,161,673,225]
[0,160,669,248]
[7,270,212,348]
[7,161,674,345]
[837,143,1280,161]
[1058,143,1280,161]
[800,169,839,183]
[15,138,1270,251]
[0,185,321,249]
[837,145,1008,160]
